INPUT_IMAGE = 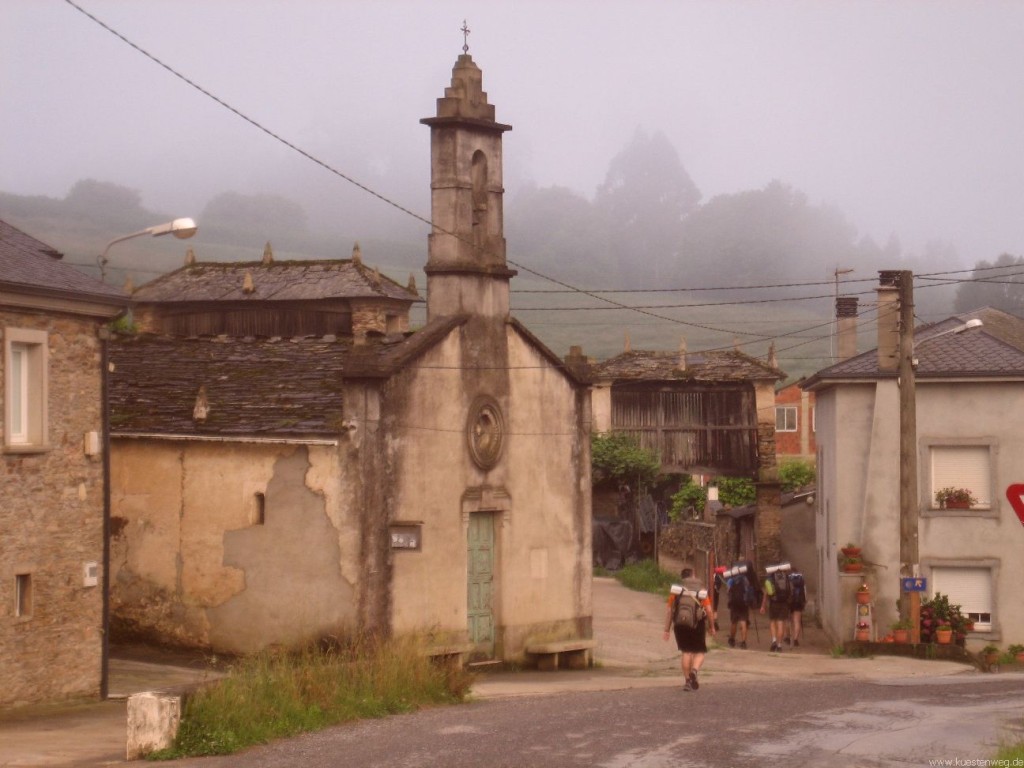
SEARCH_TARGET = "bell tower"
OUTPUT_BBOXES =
[421,52,515,320]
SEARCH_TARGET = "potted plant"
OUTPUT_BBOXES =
[934,621,953,644]
[891,618,913,643]
[1008,644,1024,663]
[934,486,978,510]
[920,592,970,645]
[855,583,871,604]
[855,621,871,642]
[840,542,861,557]
[980,644,1000,665]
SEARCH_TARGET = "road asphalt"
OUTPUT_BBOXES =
[0,576,985,767]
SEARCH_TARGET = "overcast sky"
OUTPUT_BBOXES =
[2,0,1023,267]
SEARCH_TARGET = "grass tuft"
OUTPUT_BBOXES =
[610,559,677,595]
[148,635,474,759]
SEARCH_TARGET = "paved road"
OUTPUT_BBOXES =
[1,576,1020,767]
[166,674,1024,768]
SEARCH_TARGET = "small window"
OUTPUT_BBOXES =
[775,406,797,432]
[253,492,266,525]
[15,573,32,617]
[4,328,48,449]
[931,566,992,632]
[929,445,991,509]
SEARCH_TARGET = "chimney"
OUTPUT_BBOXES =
[767,342,777,369]
[836,296,859,361]
[262,242,274,264]
[876,271,900,372]
[624,331,631,353]
[184,246,197,266]
[563,345,588,378]
[352,242,362,265]
[677,336,687,372]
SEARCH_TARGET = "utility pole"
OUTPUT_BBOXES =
[896,270,919,637]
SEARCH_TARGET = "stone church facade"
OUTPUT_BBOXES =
[107,53,593,661]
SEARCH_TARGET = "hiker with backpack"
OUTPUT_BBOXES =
[725,561,759,649]
[662,567,711,691]
[786,571,807,647]
[759,563,793,653]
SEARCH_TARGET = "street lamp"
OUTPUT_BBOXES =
[912,319,983,367]
[97,217,198,282]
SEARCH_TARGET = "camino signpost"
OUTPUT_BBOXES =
[902,576,927,644]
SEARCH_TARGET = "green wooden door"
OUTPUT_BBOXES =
[467,512,495,659]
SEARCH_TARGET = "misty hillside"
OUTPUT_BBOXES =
[3,129,996,380]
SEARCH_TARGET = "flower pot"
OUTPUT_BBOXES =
[983,652,999,666]
[843,562,864,574]
[855,630,871,642]
[935,629,953,644]
[893,628,910,643]
[945,500,971,510]
[856,591,871,605]
[1015,652,1024,664]
[841,547,861,557]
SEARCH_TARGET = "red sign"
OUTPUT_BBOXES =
[1007,484,1024,527]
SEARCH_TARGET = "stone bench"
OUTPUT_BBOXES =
[422,643,474,667]
[525,639,597,671]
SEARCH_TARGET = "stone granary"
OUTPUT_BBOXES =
[0,219,127,708]
[107,52,593,664]
[590,341,785,575]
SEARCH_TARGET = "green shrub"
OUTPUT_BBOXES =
[778,459,816,492]
[591,432,660,487]
[669,482,706,521]
[718,476,756,507]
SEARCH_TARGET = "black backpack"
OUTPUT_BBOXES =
[790,573,806,606]
[727,575,749,609]
[769,570,792,603]
[672,591,705,629]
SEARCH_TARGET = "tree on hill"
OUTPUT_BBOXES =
[594,129,702,287]
[954,253,1024,316]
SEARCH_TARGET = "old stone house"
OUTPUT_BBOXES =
[0,220,126,708]
[804,286,1024,650]
[589,341,784,578]
[107,52,593,663]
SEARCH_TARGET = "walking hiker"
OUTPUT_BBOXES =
[760,564,792,653]
[663,567,711,691]
[787,571,807,647]
[725,562,758,649]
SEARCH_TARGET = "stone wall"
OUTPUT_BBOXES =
[0,311,105,708]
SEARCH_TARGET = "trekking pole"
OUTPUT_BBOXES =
[752,613,760,644]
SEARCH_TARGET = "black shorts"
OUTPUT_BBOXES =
[673,621,708,654]
[729,605,750,624]
[768,602,791,621]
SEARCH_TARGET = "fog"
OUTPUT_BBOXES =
[3,0,1023,269]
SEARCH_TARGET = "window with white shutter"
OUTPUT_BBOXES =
[931,566,992,632]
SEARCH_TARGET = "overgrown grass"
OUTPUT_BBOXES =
[995,739,1024,762]
[609,559,677,595]
[149,636,474,759]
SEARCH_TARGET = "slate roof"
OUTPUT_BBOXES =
[0,219,127,303]
[108,316,466,438]
[591,349,783,383]
[131,260,420,304]
[803,307,1024,387]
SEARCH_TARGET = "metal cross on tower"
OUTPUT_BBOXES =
[461,19,471,53]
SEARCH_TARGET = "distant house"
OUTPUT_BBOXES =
[0,220,126,708]
[590,341,785,576]
[107,52,594,664]
[775,380,816,462]
[804,289,1024,650]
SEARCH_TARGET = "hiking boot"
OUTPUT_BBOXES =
[728,636,736,648]
[793,639,800,648]
[689,671,699,690]
[683,681,693,691]
[784,636,791,646]
[739,641,747,649]
[770,641,780,652]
